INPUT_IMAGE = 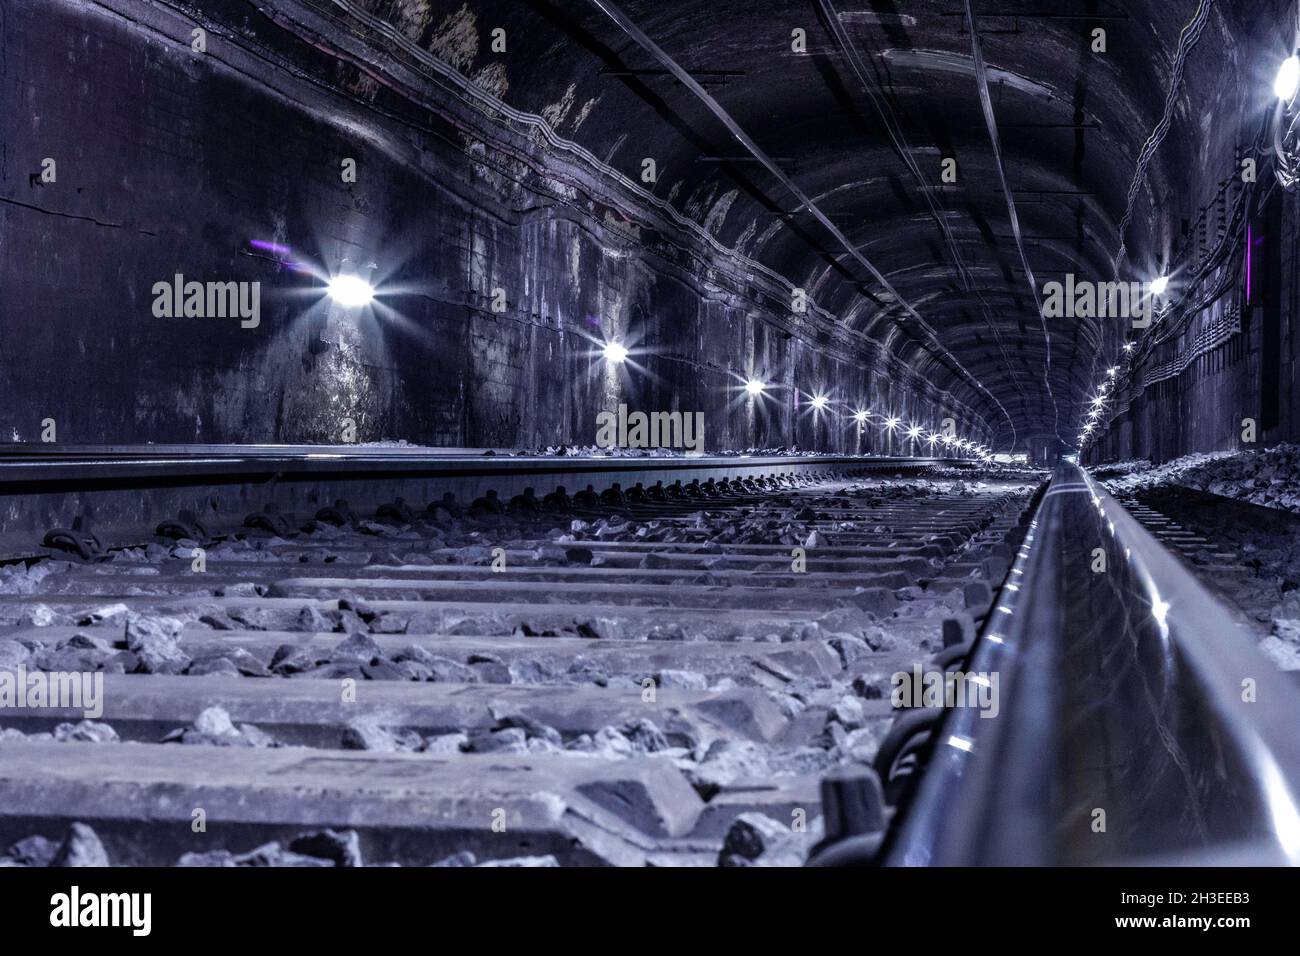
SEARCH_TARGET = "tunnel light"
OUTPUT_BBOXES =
[1276,55,1300,101]
[601,341,629,363]
[810,394,829,410]
[327,275,375,307]
[1149,274,1169,296]
[745,378,766,396]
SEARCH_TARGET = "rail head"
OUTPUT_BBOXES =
[887,463,1300,866]
[0,447,977,490]
[884,473,1060,865]
[0,446,995,562]
[1077,467,1300,865]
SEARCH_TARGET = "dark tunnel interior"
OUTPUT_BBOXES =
[3,0,1291,464]
[5,0,1300,886]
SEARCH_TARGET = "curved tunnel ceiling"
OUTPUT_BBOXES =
[365,0,1263,449]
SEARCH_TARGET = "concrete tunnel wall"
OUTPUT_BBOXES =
[1087,181,1300,467]
[1083,17,1300,469]
[0,0,989,454]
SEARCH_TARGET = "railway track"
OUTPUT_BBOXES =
[888,465,1300,866]
[0,450,1038,867]
[6,451,1298,868]
[1110,487,1300,673]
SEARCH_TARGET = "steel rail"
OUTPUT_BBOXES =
[0,447,978,561]
[0,447,967,487]
[885,462,1300,865]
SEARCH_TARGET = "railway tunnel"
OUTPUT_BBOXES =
[2,0,1300,890]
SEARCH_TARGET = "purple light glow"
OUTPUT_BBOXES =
[250,239,292,256]
[1246,222,1252,305]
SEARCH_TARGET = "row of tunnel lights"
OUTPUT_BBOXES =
[325,52,1300,457]
[323,269,1115,463]
[325,273,1146,460]
[1072,41,1300,453]
[1076,55,1300,450]
[320,215,1181,463]
[1075,54,1300,451]
[600,341,993,459]
[1078,340,1140,447]
[320,256,1050,463]
[1078,50,1300,449]
[319,279,984,458]
[317,62,1295,462]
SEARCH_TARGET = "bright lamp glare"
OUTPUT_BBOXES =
[907,425,922,439]
[327,275,375,307]
[853,410,869,423]
[810,394,828,410]
[1149,274,1169,296]
[745,378,766,396]
[602,341,629,363]
[1276,55,1300,100]
[884,416,900,430]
